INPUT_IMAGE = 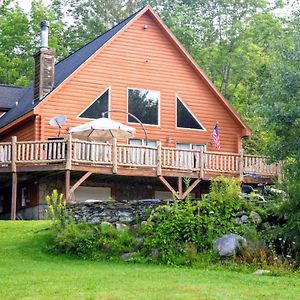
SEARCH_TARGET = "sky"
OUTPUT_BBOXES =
[17,0,300,16]
[18,0,51,12]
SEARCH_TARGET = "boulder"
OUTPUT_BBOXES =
[214,233,247,256]
[234,217,242,225]
[241,215,249,223]
[100,221,113,227]
[115,223,129,230]
[249,211,262,225]
[121,252,136,261]
[254,269,270,275]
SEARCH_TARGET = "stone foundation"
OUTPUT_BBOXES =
[67,199,171,224]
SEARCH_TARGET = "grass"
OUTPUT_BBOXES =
[0,221,299,300]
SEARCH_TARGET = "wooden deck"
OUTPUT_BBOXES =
[0,138,281,181]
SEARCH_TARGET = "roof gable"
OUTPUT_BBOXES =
[0,5,250,136]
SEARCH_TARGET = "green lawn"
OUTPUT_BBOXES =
[0,221,299,300]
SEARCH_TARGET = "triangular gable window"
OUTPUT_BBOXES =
[176,97,204,130]
[79,88,109,119]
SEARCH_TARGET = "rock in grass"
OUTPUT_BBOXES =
[254,269,270,275]
[241,215,249,223]
[214,233,247,256]
[115,223,129,230]
[121,252,136,261]
[249,211,262,225]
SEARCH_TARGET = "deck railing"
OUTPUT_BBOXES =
[0,138,281,179]
[73,140,112,165]
[16,140,66,163]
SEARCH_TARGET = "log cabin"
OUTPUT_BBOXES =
[0,6,281,220]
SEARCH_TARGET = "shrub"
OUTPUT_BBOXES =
[140,177,254,265]
[45,189,71,227]
[51,223,136,260]
[260,170,300,267]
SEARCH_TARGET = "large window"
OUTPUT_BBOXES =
[128,88,159,125]
[177,97,204,130]
[78,88,109,119]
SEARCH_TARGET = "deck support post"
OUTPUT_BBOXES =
[239,148,244,181]
[178,177,182,199]
[11,172,17,220]
[11,136,17,220]
[65,169,71,201]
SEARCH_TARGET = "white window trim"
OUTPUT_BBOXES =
[76,86,111,120]
[127,87,160,127]
[175,95,206,131]
[176,142,207,152]
[128,138,158,147]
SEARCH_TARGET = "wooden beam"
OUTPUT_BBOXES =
[158,176,179,199]
[178,177,182,199]
[182,178,201,200]
[11,172,17,220]
[68,171,92,196]
[65,169,71,202]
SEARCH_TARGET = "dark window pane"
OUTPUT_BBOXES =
[128,89,159,125]
[79,90,109,119]
[177,98,203,129]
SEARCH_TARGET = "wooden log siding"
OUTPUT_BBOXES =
[35,12,245,153]
[0,139,280,179]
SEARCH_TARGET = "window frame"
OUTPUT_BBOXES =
[127,87,160,126]
[175,95,206,131]
[77,86,111,120]
[176,143,207,152]
[128,138,158,147]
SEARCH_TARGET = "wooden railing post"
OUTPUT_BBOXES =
[11,136,17,220]
[112,138,118,174]
[200,146,204,179]
[239,148,244,181]
[157,141,162,176]
[66,134,72,170]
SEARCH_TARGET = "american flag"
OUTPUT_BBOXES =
[212,123,220,150]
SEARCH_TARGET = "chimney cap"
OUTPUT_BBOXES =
[41,20,50,29]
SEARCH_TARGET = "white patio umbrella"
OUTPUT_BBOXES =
[69,117,136,141]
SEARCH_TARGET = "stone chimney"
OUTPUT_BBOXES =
[33,21,55,101]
